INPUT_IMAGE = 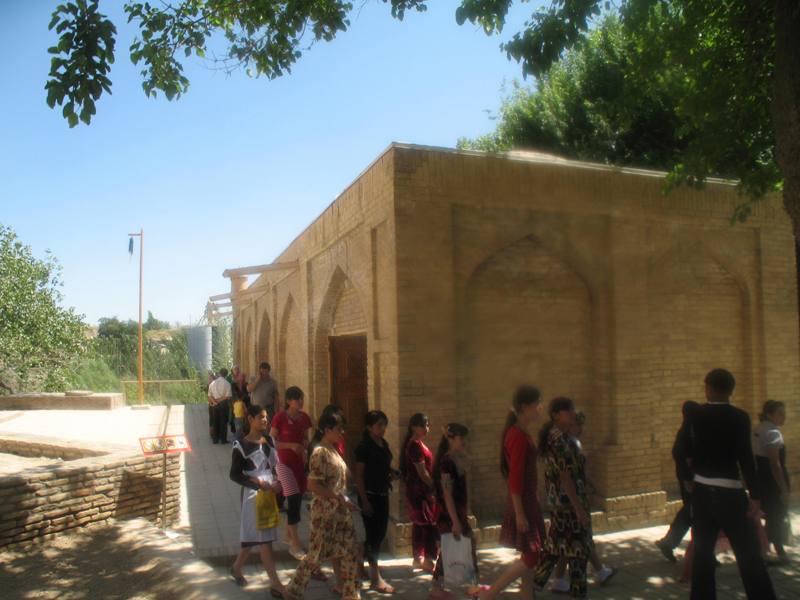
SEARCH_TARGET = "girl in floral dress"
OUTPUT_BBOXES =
[286,411,361,600]
[533,397,593,598]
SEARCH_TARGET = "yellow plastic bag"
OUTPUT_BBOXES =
[255,489,279,530]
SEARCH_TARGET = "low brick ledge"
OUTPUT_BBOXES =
[0,433,180,548]
[0,392,125,411]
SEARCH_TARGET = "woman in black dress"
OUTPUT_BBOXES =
[354,410,396,594]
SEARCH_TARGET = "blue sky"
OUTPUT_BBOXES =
[1,1,540,325]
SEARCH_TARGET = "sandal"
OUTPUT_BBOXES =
[229,566,247,587]
[288,547,307,561]
[370,581,395,594]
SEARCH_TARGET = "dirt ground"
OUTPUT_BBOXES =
[0,524,181,600]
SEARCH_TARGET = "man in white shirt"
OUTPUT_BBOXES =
[208,368,232,444]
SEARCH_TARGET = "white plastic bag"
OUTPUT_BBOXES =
[440,533,475,589]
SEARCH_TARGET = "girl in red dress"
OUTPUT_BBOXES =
[270,385,313,560]
[402,412,438,572]
[481,385,545,599]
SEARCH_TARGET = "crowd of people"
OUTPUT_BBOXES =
[205,364,790,600]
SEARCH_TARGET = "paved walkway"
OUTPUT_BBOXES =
[178,404,800,599]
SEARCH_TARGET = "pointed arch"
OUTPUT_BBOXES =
[278,294,304,391]
[243,316,254,375]
[257,311,271,368]
[313,266,368,434]
[459,234,594,521]
[647,240,753,492]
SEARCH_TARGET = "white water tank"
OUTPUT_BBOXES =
[186,326,213,372]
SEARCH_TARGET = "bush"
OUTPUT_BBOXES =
[64,356,121,392]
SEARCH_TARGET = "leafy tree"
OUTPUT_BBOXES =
[460,16,688,172]
[0,225,88,393]
[144,310,171,331]
[44,1,799,236]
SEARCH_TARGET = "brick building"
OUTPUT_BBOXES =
[224,143,799,534]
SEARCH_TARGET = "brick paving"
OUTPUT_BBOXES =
[178,404,799,599]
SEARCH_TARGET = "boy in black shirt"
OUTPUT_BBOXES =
[684,368,776,600]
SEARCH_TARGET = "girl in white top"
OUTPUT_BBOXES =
[753,400,790,563]
[229,404,287,598]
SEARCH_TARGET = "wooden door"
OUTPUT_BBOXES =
[329,335,368,456]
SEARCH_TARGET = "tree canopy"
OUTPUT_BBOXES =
[0,225,87,394]
[44,1,799,236]
[459,9,781,223]
[459,16,688,171]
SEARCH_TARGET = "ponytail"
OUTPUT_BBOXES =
[499,385,541,479]
[433,423,469,492]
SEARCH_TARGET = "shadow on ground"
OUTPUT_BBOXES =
[0,524,180,600]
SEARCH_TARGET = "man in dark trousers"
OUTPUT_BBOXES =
[684,368,776,600]
[655,400,700,562]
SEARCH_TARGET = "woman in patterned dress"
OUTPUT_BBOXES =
[481,385,546,600]
[286,411,361,600]
[533,397,593,598]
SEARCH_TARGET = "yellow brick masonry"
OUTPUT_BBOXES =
[0,439,180,548]
[233,144,800,548]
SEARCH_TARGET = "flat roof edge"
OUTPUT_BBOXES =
[388,142,739,187]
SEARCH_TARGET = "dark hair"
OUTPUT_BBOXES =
[310,404,345,454]
[243,403,266,436]
[760,400,785,422]
[432,423,469,492]
[362,410,388,442]
[499,386,541,479]
[260,362,271,371]
[538,396,575,457]
[284,385,304,409]
[704,368,735,399]
[682,400,701,420]
[319,410,345,433]
[219,367,228,378]
[400,413,429,478]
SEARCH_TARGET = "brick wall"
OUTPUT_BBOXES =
[230,144,799,538]
[391,145,799,524]
[0,439,180,548]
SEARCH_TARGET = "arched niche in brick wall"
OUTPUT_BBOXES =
[278,294,305,394]
[313,265,368,418]
[257,311,272,368]
[459,234,594,522]
[646,241,753,494]
[243,317,254,376]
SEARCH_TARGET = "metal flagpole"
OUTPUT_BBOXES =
[128,229,144,405]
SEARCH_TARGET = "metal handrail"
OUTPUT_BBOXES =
[120,379,198,403]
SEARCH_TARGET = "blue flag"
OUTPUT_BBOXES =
[128,237,134,256]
